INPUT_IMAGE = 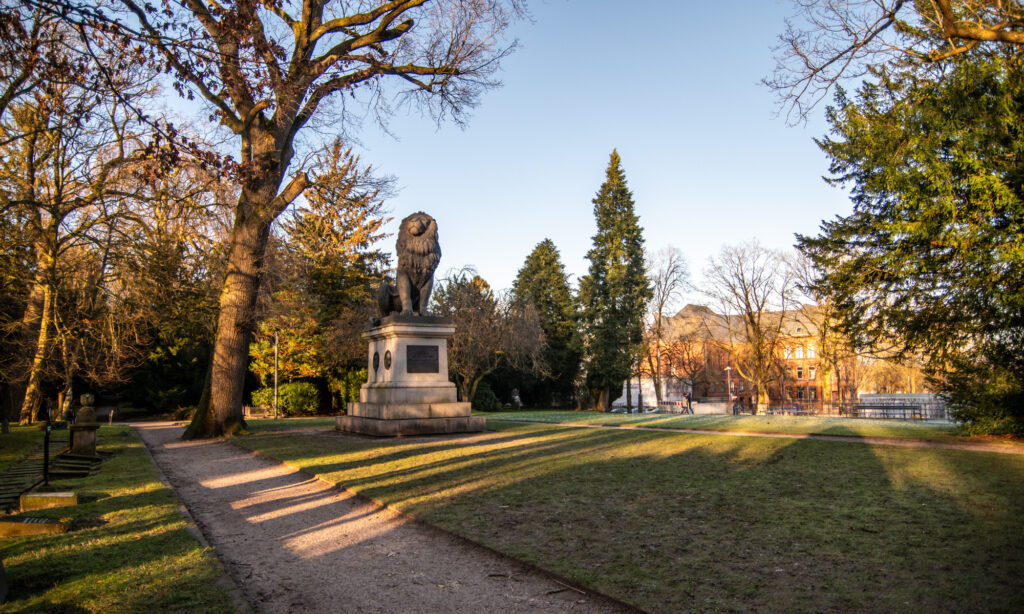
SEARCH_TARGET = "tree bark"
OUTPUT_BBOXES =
[20,282,54,424]
[184,183,278,438]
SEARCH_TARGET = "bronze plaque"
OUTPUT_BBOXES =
[406,345,439,373]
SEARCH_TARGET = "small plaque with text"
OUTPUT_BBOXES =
[406,345,439,373]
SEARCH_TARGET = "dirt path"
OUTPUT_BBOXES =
[490,419,1024,455]
[132,423,633,614]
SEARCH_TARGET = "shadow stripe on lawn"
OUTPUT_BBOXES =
[486,419,1024,455]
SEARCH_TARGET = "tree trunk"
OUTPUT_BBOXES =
[647,349,663,406]
[20,282,54,424]
[184,187,277,438]
[2,385,10,434]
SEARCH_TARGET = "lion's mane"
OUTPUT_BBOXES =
[396,212,441,288]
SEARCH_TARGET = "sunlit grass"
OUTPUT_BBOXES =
[0,426,239,614]
[235,421,1024,613]
[480,410,979,442]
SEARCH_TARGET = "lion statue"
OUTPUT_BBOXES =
[377,211,441,317]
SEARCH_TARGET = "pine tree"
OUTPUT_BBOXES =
[511,239,582,407]
[579,150,653,411]
[799,51,1024,433]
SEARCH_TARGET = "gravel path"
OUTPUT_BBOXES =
[132,423,633,614]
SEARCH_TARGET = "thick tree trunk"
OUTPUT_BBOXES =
[184,185,278,438]
[756,388,771,414]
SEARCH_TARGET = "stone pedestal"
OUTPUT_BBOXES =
[336,315,485,437]
[70,395,99,456]
[69,424,99,456]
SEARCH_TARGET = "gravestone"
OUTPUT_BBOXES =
[70,393,100,456]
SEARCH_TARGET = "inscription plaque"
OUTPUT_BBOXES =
[406,345,439,374]
[372,351,380,373]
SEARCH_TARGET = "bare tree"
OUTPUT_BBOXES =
[644,246,690,406]
[54,0,526,437]
[768,1,1024,121]
[791,254,861,405]
[664,326,713,398]
[702,241,797,411]
[0,50,154,423]
[432,269,545,405]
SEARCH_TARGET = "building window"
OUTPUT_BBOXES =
[795,345,805,359]
[784,346,793,359]
[809,366,816,380]
[797,366,804,379]
[796,388,805,400]
[738,380,744,391]
[810,388,817,401]
[808,345,817,358]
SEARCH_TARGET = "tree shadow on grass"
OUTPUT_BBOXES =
[435,430,1024,613]
[246,422,1024,613]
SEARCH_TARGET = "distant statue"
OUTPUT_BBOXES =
[377,211,441,317]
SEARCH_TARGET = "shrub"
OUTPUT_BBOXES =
[171,406,196,420]
[471,381,501,411]
[344,369,367,403]
[251,383,320,416]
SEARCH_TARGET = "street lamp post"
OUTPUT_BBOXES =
[273,331,279,420]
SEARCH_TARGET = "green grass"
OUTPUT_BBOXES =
[0,426,44,472]
[235,420,1024,613]
[479,409,981,442]
[1,426,239,614]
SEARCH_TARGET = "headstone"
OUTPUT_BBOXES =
[20,492,77,512]
[70,393,99,456]
[0,516,70,538]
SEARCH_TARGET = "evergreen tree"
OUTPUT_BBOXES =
[579,151,653,411]
[799,50,1024,433]
[511,239,581,407]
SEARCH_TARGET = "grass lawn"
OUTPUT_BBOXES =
[1,426,239,614]
[237,419,1024,613]
[480,410,982,442]
[0,426,45,472]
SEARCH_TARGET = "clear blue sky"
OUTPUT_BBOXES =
[349,1,852,299]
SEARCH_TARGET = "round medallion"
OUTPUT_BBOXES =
[372,351,380,373]
[384,350,392,370]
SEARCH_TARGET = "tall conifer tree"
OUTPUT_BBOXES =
[512,239,581,407]
[579,150,652,411]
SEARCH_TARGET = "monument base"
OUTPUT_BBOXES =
[336,414,485,437]
[69,424,99,456]
[336,316,485,437]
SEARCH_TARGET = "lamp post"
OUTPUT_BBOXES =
[273,331,279,420]
[724,366,733,415]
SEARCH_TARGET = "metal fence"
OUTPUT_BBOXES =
[756,400,950,421]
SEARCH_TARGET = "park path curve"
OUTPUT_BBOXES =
[132,422,632,614]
